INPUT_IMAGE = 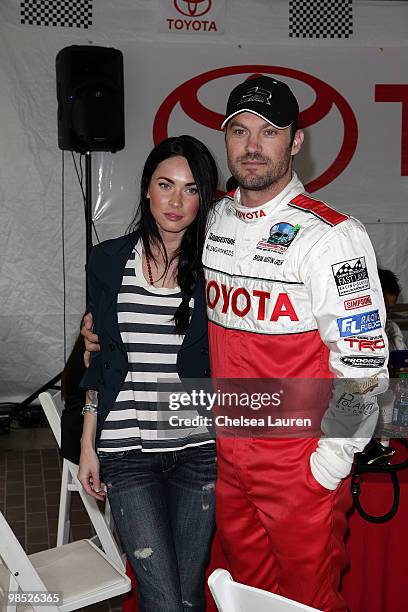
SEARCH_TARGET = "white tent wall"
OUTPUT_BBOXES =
[0,0,407,402]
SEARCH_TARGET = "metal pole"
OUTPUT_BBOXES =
[85,151,93,305]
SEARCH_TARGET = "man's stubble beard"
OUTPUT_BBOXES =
[227,150,292,192]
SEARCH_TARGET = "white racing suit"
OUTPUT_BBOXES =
[202,173,388,611]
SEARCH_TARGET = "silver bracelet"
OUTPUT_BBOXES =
[82,404,98,416]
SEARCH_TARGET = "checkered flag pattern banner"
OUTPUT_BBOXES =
[20,0,93,29]
[336,259,363,276]
[289,0,353,39]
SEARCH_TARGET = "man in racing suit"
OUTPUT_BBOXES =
[202,76,388,611]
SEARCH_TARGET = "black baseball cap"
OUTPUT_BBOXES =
[221,75,299,130]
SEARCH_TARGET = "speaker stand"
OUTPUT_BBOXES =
[18,374,62,410]
[18,151,94,411]
[85,151,93,304]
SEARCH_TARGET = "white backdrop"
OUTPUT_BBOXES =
[1,0,408,402]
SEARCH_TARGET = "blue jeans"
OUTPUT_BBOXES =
[99,444,217,612]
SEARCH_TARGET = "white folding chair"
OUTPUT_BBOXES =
[208,569,322,612]
[0,511,131,612]
[39,391,123,570]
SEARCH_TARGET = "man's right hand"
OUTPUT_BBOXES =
[81,312,100,367]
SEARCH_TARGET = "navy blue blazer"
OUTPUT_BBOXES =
[80,233,212,443]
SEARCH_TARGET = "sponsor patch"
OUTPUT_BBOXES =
[239,85,272,107]
[208,232,235,246]
[343,336,385,351]
[206,279,299,322]
[344,295,372,310]
[337,310,381,337]
[256,222,301,254]
[344,375,379,394]
[206,244,233,257]
[340,356,386,368]
[332,257,370,296]
[235,208,266,221]
[336,392,376,415]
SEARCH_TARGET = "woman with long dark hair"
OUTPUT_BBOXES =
[78,135,219,612]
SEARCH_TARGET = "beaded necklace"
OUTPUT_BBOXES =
[145,252,154,285]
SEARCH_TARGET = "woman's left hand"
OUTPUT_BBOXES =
[78,446,107,501]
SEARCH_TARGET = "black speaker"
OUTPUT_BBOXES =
[56,45,125,153]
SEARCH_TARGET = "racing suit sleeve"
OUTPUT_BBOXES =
[301,218,389,490]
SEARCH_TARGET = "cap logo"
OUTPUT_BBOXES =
[238,86,272,106]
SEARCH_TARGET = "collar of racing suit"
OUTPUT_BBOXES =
[227,172,305,223]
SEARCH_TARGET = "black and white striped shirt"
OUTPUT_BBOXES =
[98,244,213,453]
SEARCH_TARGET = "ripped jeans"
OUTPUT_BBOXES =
[99,444,217,612]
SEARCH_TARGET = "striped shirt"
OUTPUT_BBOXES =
[98,243,213,453]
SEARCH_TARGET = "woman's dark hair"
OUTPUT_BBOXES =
[61,330,86,402]
[127,135,219,334]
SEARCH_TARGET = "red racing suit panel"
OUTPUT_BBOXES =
[215,436,352,611]
[208,325,331,379]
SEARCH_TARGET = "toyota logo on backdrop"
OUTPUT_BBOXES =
[174,0,212,17]
[153,65,358,193]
